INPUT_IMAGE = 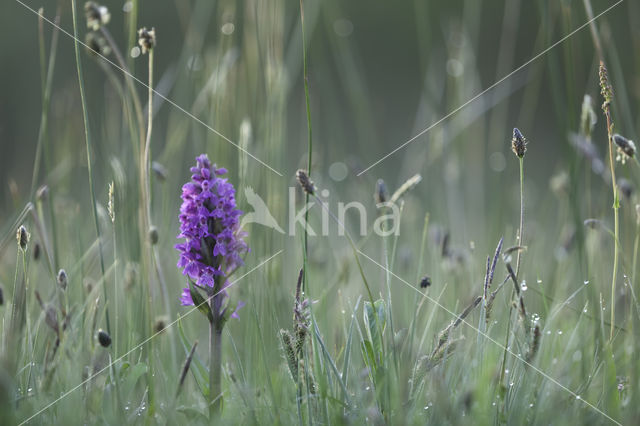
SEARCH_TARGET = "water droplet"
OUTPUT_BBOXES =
[576,395,581,400]
[509,382,514,387]
[424,406,429,410]
[529,403,534,408]
[504,369,509,375]
[584,280,589,285]
[537,278,542,284]
[521,280,528,291]
[365,386,370,391]
[557,330,563,335]
[546,330,551,335]
[492,402,496,406]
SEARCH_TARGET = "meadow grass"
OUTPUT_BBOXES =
[1,0,640,424]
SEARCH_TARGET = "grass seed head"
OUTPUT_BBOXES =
[57,269,68,290]
[84,2,110,31]
[419,275,431,289]
[36,185,49,202]
[97,329,112,348]
[138,27,156,54]
[149,226,159,245]
[16,225,29,252]
[375,179,388,204]
[599,61,613,108]
[511,128,527,158]
[296,169,315,195]
[613,134,636,164]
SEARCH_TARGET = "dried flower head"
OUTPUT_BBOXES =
[137,27,156,54]
[97,329,111,347]
[511,128,527,158]
[175,155,248,316]
[16,225,29,252]
[374,179,388,204]
[84,1,110,31]
[296,169,315,195]
[613,134,636,164]
[57,269,68,290]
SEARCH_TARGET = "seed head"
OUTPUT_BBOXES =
[138,27,156,54]
[511,128,527,158]
[84,2,110,31]
[374,179,388,204]
[85,32,111,56]
[419,275,431,289]
[149,226,159,245]
[33,243,41,261]
[0,285,4,305]
[613,134,636,164]
[36,185,49,202]
[580,95,597,138]
[599,61,614,108]
[57,269,68,290]
[97,329,112,348]
[296,169,315,195]
[107,181,115,223]
[16,225,29,252]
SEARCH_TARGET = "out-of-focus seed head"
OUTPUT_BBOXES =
[84,2,110,31]
[618,178,634,200]
[149,226,159,245]
[36,185,49,202]
[580,95,597,138]
[613,134,636,164]
[85,32,111,57]
[0,285,4,305]
[33,242,41,261]
[296,169,315,195]
[108,181,115,223]
[154,316,168,333]
[57,269,68,290]
[97,329,112,347]
[16,225,29,252]
[511,128,527,158]
[138,27,156,54]
[419,275,431,289]
[374,179,388,204]
[152,161,168,182]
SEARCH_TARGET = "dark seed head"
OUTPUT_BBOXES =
[613,134,636,160]
[57,269,68,290]
[84,1,110,31]
[138,27,156,54]
[149,226,159,245]
[296,169,315,195]
[16,225,29,252]
[511,128,527,158]
[0,285,4,305]
[97,329,112,348]
[33,243,41,261]
[374,179,388,204]
[419,275,431,289]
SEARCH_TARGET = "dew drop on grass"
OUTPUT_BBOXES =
[576,395,581,400]
[504,369,509,375]
[584,280,589,285]
[537,278,542,284]
[521,280,528,291]
[529,403,534,408]
[557,330,563,335]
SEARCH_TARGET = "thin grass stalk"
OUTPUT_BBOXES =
[300,0,313,294]
[70,0,110,335]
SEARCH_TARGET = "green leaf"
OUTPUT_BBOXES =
[363,299,386,366]
[189,280,214,323]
